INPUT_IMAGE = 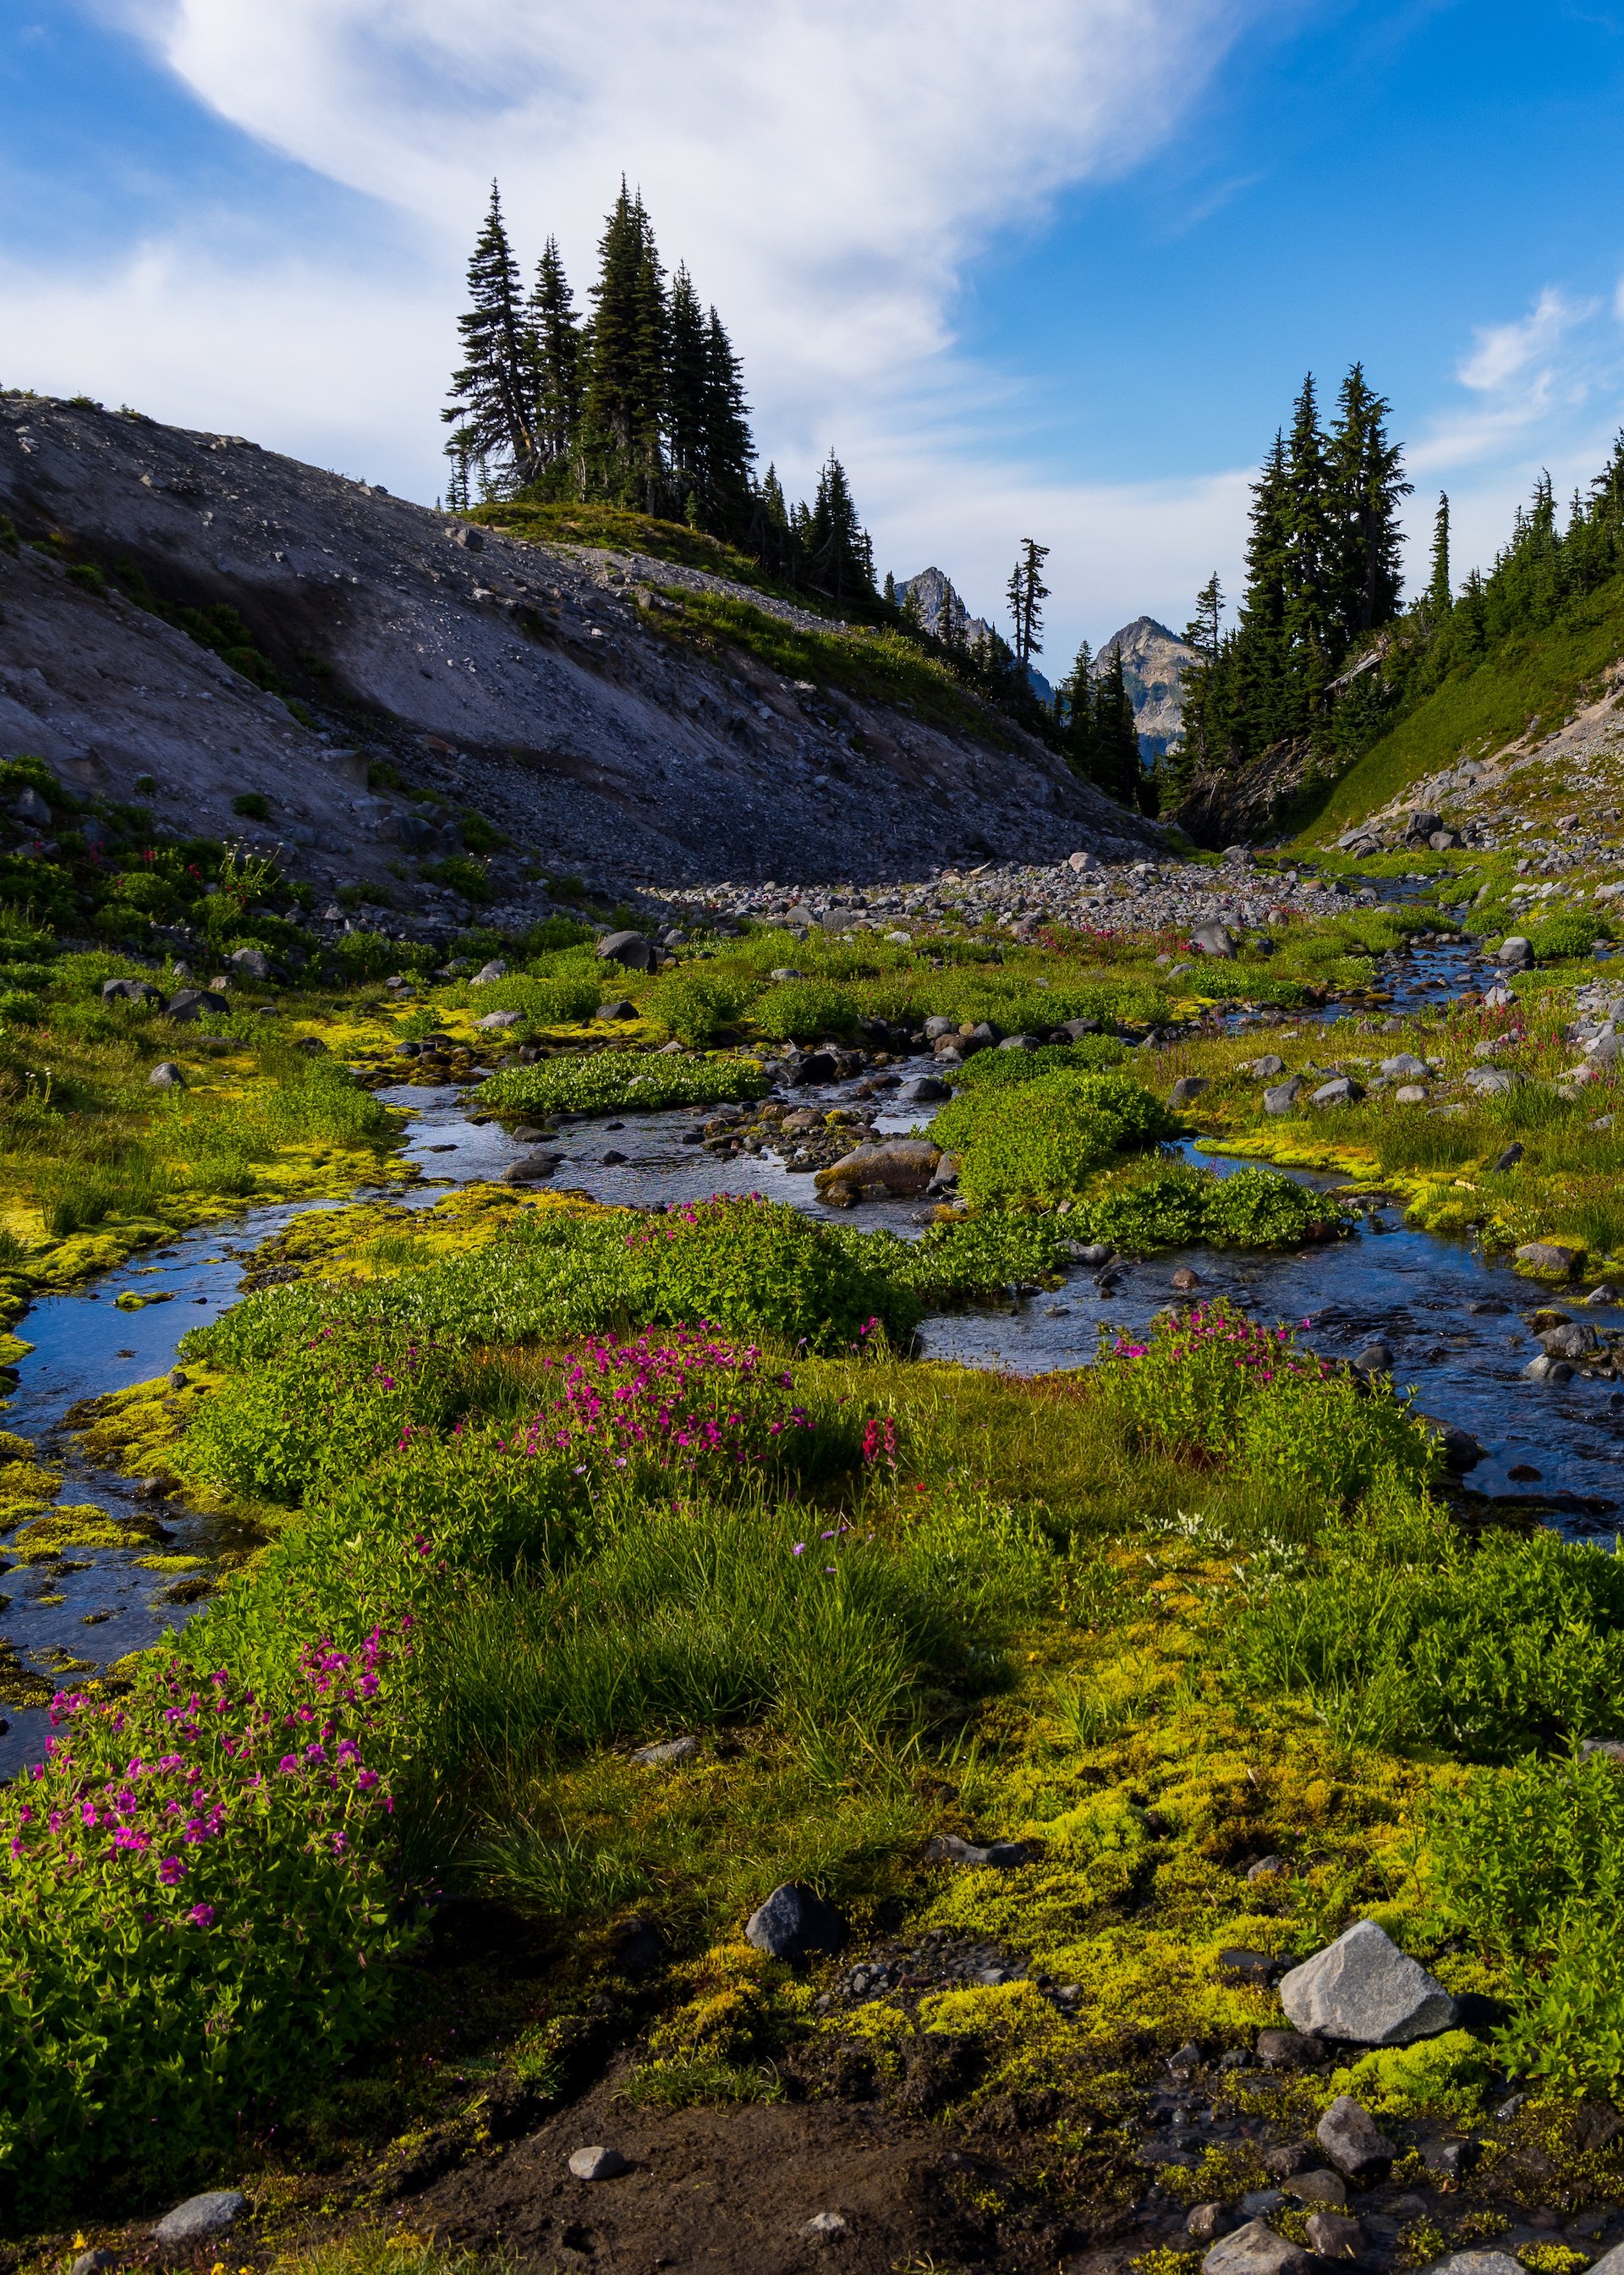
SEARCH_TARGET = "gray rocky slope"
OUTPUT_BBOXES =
[0,396,1159,899]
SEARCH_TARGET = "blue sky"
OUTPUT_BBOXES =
[4,2,1624,671]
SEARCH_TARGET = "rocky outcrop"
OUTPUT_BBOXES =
[1098,616,1200,760]
[0,398,1158,896]
[1173,736,1319,849]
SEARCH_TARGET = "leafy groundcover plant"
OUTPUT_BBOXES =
[0,1625,415,2219]
[479,1052,769,1118]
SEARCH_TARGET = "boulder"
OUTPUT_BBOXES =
[1280,1920,1457,2046]
[1248,1054,1287,1079]
[1310,1076,1364,1107]
[1067,849,1100,873]
[471,959,509,983]
[1403,810,1443,844]
[1394,1085,1429,1104]
[815,1140,941,1197]
[1314,2093,1396,2184]
[744,1882,847,1962]
[1524,1354,1574,1384]
[476,1009,523,1030]
[1380,1054,1429,1081]
[147,1062,186,1089]
[1429,2255,1523,2275]
[1540,1321,1598,1360]
[597,930,657,971]
[1491,1143,1523,1172]
[1192,922,1237,959]
[1465,1066,1520,1096]
[1284,2169,1347,2205]
[1255,2029,1322,2069]
[151,2192,248,2248]
[228,947,273,981]
[1352,1342,1393,1373]
[1201,2218,1309,2275]
[1437,1426,1485,1473]
[924,1015,958,1040]
[1304,2213,1364,2261]
[1264,1077,1305,1115]
[8,785,52,828]
[1188,2205,1239,2244]
[1056,1017,1100,1040]
[102,977,166,1007]
[502,1152,562,1184]
[595,998,638,1021]
[166,988,229,1022]
[900,1075,950,1105]
[1496,936,1533,968]
[1515,1240,1583,1278]
[998,1033,1041,1052]
[1170,1076,1210,1107]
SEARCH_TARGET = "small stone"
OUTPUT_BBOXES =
[1249,1054,1287,1079]
[1188,2205,1238,2243]
[1264,1077,1305,1115]
[71,2253,118,2275]
[1247,1856,1290,1883]
[1256,2031,1322,2070]
[925,1833,1033,1869]
[745,1882,847,1961]
[1311,1075,1364,1107]
[1281,1919,1457,2046]
[1353,1342,1393,1373]
[1169,2040,1205,2074]
[1170,1076,1210,1107]
[1424,2139,1484,2181]
[476,1009,523,1030]
[1315,2093,1397,2184]
[632,1734,700,1766]
[1284,2168,1347,2206]
[1216,1948,1276,1987]
[151,2190,248,2247]
[802,2212,848,2239]
[147,1061,186,1088]
[568,2145,627,2181]
[1580,1738,1624,1765]
[1380,1054,1429,1080]
[1262,2140,1317,2179]
[1201,2217,1308,2275]
[1171,1267,1201,1292]
[1304,2212,1365,2261]
[1465,1066,1519,1096]
[1394,1084,1428,1104]
[166,987,230,1022]
[1429,2256,1523,2275]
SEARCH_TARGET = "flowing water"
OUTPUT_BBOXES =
[3,931,1615,1775]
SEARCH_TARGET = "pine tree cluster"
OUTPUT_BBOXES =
[1173,365,1410,784]
[1056,640,1157,816]
[443,180,875,608]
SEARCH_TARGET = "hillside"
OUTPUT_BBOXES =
[0,398,1159,911]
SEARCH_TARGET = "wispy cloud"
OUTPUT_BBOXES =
[1457,285,1595,393]
[1407,284,1614,476]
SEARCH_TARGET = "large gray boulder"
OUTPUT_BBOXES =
[1192,921,1237,959]
[1264,1076,1304,1115]
[1279,1920,1457,2046]
[1496,936,1533,969]
[1310,1075,1364,1107]
[597,929,657,971]
[1429,2256,1524,2275]
[1202,2219,1309,2275]
[1380,1054,1429,1081]
[166,987,229,1022]
[745,1882,846,1962]
[814,1140,940,1196]
[151,2191,248,2248]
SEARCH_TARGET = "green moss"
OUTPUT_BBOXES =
[8,1505,159,1559]
[1326,2030,1496,2120]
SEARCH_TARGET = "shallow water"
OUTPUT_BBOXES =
[3,951,1617,1775]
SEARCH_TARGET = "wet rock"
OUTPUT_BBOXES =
[793,1050,841,1085]
[1264,1077,1304,1114]
[632,1734,700,1766]
[597,929,656,971]
[1305,2212,1364,2260]
[1067,1241,1113,1264]
[1256,2030,1323,2070]
[1353,1342,1393,1372]
[1192,921,1237,959]
[814,1140,941,1197]
[568,2145,627,2181]
[1524,1354,1574,1383]
[147,1061,186,1088]
[1188,2206,1240,2243]
[1201,2217,1308,2275]
[1314,2094,1397,2184]
[1280,1920,1457,2045]
[899,1074,950,1104]
[1540,1321,1598,1359]
[1171,1267,1201,1292]
[1311,1076,1364,1107]
[1438,1426,1485,1473]
[1170,1076,1210,1107]
[926,1834,1034,1869]
[502,1151,562,1183]
[1283,2168,1347,2205]
[1583,1283,1622,1305]
[1516,1241,1583,1278]
[745,1882,847,1961]
[151,2191,248,2247]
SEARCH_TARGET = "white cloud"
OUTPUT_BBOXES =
[1457,286,1593,393]
[1407,285,1615,478]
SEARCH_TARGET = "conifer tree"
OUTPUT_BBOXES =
[1282,374,1334,728]
[1426,493,1452,618]
[665,262,709,513]
[1326,363,1409,645]
[527,234,582,475]
[805,452,873,606]
[580,181,667,507]
[1006,540,1051,667]
[698,307,754,534]
[1058,640,1099,784]
[1096,646,1144,808]
[442,183,540,490]
[1229,431,1292,760]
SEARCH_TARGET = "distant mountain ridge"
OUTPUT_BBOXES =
[1097,615,1199,761]
[897,565,1054,705]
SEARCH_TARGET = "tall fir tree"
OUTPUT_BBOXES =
[1006,540,1051,666]
[1228,431,1292,761]
[1058,640,1099,785]
[1095,646,1144,809]
[526,234,582,476]
[1426,492,1452,618]
[1281,373,1335,729]
[665,261,709,517]
[1326,363,1409,646]
[698,306,754,535]
[579,181,667,508]
[442,183,539,492]
[805,451,873,606]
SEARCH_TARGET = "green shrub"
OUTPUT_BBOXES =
[750,979,861,1042]
[1528,909,1611,959]
[1069,1163,1209,1249]
[422,854,494,904]
[643,969,759,1047]
[1201,1166,1346,1247]
[231,790,272,822]
[933,1071,1177,1205]
[480,1051,768,1118]
[953,1038,1127,1090]
[450,971,601,1025]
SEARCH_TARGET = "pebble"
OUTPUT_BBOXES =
[631,1734,700,1766]
[568,2145,628,2181]
[802,2212,849,2239]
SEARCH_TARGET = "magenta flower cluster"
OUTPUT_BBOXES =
[1111,1301,1326,1388]
[5,1622,409,1937]
[493,1326,813,1475]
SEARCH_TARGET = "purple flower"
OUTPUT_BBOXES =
[158,1855,186,1887]
[189,1903,216,1928]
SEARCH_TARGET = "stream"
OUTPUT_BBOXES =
[3,927,1617,1777]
